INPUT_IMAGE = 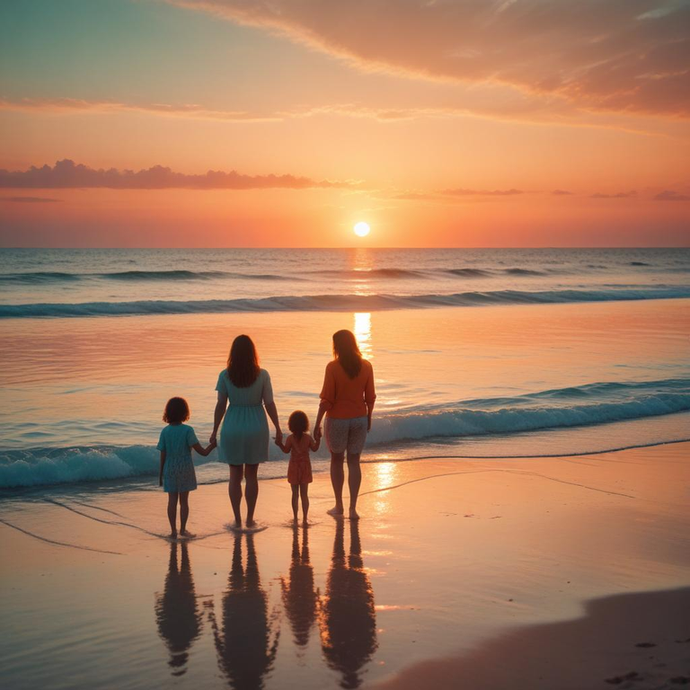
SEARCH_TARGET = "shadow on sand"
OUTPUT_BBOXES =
[319,519,378,689]
[155,541,202,676]
[210,533,279,690]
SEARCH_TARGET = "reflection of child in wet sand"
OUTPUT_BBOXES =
[275,410,320,524]
[319,520,377,689]
[157,397,216,539]
[281,525,317,655]
[210,534,278,690]
[155,542,202,677]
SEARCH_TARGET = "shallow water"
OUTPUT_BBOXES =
[0,248,689,490]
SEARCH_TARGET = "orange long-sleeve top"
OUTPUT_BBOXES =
[319,359,376,419]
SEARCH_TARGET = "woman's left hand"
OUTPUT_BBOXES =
[275,429,283,445]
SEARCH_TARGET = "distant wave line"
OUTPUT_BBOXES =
[2,286,689,318]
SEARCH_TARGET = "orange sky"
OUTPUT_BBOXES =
[0,0,688,247]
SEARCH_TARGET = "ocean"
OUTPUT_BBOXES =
[1,247,689,491]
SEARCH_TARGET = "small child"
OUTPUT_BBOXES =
[276,410,320,524]
[158,397,215,539]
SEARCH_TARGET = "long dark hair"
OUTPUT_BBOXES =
[227,335,260,388]
[332,330,362,379]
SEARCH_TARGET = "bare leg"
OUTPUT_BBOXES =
[245,464,259,527]
[300,484,310,525]
[291,485,299,522]
[167,492,179,537]
[347,452,361,519]
[229,465,244,529]
[179,492,194,537]
[328,452,345,516]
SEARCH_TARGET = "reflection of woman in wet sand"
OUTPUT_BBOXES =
[281,525,317,654]
[319,520,378,689]
[211,533,278,690]
[155,542,202,677]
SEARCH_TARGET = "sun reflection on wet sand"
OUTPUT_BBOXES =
[372,462,398,518]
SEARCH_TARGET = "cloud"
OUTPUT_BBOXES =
[170,0,690,117]
[552,189,573,195]
[590,191,638,199]
[0,196,62,203]
[0,160,356,190]
[654,189,690,200]
[0,98,281,122]
[0,97,671,138]
[442,188,524,197]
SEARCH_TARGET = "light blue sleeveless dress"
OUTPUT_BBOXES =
[156,423,199,493]
[216,368,274,466]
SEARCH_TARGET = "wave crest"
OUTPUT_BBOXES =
[2,286,689,319]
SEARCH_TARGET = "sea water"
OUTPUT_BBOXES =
[0,247,688,491]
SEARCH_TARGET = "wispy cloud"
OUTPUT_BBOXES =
[0,160,357,190]
[442,188,524,197]
[590,191,638,199]
[0,98,281,122]
[0,97,672,138]
[654,190,690,201]
[0,196,62,203]
[169,0,690,118]
[552,189,573,196]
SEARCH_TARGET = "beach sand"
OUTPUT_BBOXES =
[1,442,689,689]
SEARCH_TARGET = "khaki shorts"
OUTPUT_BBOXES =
[325,416,368,455]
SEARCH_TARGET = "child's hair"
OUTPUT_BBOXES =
[288,410,309,440]
[163,397,190,424]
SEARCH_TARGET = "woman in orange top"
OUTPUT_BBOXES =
[315,329,376,519]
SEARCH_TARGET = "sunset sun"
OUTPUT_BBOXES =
[354,221,371,238]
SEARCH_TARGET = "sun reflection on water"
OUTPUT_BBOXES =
[354,312,372,359]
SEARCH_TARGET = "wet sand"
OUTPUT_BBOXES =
[1,442,689,689]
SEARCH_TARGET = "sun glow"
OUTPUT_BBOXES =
[354,221,371,237]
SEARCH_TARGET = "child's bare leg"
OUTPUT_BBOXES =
[228,465,244,528]
[167,493,179,537]
[328,452,345,515]
[291,485,299,522]
[347,452,362,519]
[245,464,259,527]
[300,484,310,524]
[179,492,194,537]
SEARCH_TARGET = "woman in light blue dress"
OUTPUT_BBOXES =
[210,335,282,529]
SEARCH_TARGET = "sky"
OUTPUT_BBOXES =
[0,0,689,247]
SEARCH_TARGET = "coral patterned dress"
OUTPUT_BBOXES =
[285,433,314,485]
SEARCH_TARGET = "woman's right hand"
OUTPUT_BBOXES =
[209,431,217,445]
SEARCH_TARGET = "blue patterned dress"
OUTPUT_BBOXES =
[157,423,199,493]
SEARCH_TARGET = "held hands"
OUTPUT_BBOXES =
[275,429,283,445]
[314,425,322,441]
[209,432,217,446]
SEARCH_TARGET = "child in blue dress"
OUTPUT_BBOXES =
[158,397,216,539]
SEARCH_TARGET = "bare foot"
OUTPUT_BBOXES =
[246,518,257,529]
[169,531,178,540]
[349,508,360,520]
[302,518,309,527]
[231,520,242,532]
[327,506,344,517]
[180,530,196,539]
